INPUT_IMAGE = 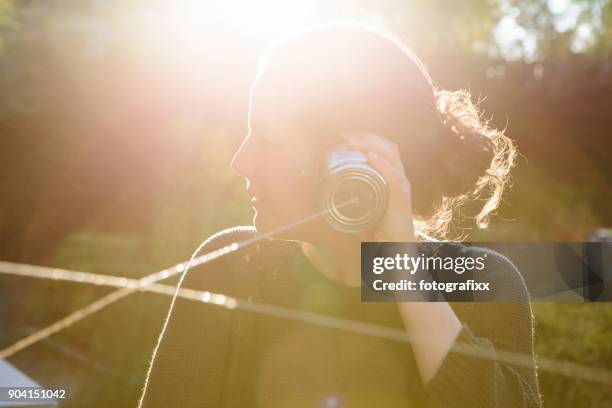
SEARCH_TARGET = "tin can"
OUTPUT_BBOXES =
[319,145,389,234]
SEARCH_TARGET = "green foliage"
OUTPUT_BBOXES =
[506,0,612,59]
[533,303,612,407]
[472,162,604,241]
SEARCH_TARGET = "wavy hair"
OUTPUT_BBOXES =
[254,22,518,240]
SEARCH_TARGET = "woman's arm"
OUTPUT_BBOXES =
[396,301,462,384]
[413,250,541,407]
[344,132,540,406]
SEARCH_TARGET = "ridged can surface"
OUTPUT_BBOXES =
[319,145,389,234]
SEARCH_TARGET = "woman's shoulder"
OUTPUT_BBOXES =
[468,244,530,301]
[432,242,530,302]
[198,225,260,252]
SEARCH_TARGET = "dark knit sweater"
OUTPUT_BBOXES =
[139,226,541,407]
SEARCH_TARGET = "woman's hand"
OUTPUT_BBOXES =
[343,134,461,385]
[343,131,417,243]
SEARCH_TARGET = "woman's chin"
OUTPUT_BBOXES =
[252,212,274,235]
[253,212,299,240]
[253,213,280,236]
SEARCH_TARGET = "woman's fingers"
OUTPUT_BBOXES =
[366,151,411,203]
[344,132,416,242]
[343,132,403,168]
[341,131,412,201]
[344,134,410,195]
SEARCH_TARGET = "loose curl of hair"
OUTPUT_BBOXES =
[413,88,518,240]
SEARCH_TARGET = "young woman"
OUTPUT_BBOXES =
[139,24,540,407]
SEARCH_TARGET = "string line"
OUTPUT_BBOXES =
[1,260,611,385]
[0,199,356,364]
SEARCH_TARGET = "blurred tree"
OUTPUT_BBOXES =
[503,0,612,59]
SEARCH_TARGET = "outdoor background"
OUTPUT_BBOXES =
[0,0,610,406]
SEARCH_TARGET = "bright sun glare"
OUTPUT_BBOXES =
[136,0,319,51]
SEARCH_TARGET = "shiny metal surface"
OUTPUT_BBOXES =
[319,145,389,234]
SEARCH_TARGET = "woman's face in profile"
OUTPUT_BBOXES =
[230,80,327,240]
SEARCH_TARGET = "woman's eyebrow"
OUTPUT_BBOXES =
[251,123,268,132]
